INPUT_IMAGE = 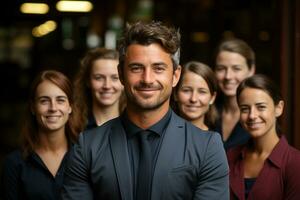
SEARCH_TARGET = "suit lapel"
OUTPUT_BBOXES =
[151,112,185,198]
[110,119,133,200]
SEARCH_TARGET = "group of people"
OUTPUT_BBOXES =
[1,20,300,200]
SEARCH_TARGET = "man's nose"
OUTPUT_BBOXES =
[142,68,154,84]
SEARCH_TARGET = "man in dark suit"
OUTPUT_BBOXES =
[62,21,229,200]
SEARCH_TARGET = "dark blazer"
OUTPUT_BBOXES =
[62,111,229,200]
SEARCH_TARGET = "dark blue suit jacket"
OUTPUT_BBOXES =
[62,111,229,200]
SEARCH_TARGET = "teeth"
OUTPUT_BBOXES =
[185,106,200,111]
[100,93,114,97]
[46,116,60,121]
[247,122,261,128]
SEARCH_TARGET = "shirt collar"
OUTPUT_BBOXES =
[267,136,289,168]
[238,136,289,168]
[121,108,172,138]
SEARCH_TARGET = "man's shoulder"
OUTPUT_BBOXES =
[182,118,220,139]
[79,117,122,143]
[171,112,222,144]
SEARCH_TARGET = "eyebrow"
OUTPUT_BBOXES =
[239,102,267,107]
[128,62,168,67]
[37,95,68,99]
[152,62,167,66]
[255,102,267,106]
[92,73,119,76]
[128,62,144,67]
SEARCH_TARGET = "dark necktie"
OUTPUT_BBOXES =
[136,130,152,200]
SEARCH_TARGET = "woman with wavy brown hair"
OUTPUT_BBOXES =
[1,70,83,199]
[74,48,125,129]
[172,61,218,130]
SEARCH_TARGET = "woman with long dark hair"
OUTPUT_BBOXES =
[1,70,83,199]
[228,74,300,199]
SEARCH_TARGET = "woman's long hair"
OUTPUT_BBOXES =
[21,70,83,157]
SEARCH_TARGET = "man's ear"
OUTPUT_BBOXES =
[172,65,181,87]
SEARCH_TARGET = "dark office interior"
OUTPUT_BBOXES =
[0,0,299,177]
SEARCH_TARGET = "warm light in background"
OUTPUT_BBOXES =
[191,32,210,43]
[20,3,49,14]
[222,30,235,39]
[258,31,270,41]
[32,21,57,37]
[56,1,93,12]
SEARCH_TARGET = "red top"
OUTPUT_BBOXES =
[227,136,300,200]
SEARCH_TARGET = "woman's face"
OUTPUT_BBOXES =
[89,59,124,108]
[32,80,72,133]
[238,87,283,138]
[215,51,254,97]
[176,71,216,122]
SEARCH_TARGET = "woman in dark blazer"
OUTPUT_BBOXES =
[227,74,300,200]
[213,38,255,150]
[1,70,83,199]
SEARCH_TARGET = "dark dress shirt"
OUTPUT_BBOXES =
[214,103,250,151]
[1,149,71,200]
[120,109,171,199]
[227,136,300,200]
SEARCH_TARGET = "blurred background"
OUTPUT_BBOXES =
[0,0,299,172]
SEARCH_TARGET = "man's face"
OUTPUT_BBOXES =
[120,43,181,111]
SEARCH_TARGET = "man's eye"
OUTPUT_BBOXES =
[154,67,165,73]
[131,66,143,72]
